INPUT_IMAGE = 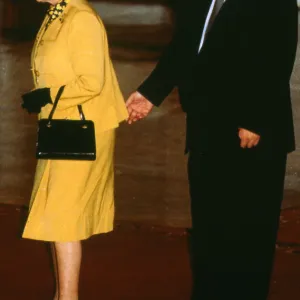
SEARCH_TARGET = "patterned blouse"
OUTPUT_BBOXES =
[46,0,69,28]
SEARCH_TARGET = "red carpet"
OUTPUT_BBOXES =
[1,204,300,300]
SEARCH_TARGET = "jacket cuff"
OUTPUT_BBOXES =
[238,122,263,136]
[137,82,165,107]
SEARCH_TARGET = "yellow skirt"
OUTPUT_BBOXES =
[22,129,115,242]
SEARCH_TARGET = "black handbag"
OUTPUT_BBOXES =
[36,86,96,160]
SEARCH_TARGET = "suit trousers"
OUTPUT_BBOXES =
[187,147,287,300]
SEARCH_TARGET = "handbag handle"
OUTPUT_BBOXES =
[47,85,86,122]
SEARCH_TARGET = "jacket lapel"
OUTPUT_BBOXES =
[30,0,78,83]
[42,18,64,41]
[31,3,71,70]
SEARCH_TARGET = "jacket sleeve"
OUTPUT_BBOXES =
[137,0,191,107]
[237,1,298,134]
[50,11,105,110]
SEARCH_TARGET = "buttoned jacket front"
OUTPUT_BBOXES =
[31,0,128,133]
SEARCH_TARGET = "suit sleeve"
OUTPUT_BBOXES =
[50,11,105,110]
[237,1,298,134]
[137,0,189,106]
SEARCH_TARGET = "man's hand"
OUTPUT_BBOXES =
[238,128,260,149]
[126,92,154,124]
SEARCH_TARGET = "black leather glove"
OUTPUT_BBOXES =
[21,88,52,114]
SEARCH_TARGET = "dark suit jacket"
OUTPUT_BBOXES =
[138,0,298,153]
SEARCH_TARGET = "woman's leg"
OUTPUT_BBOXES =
[51,243,59,300]
[54,241,82,300]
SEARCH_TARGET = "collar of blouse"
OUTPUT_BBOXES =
[46,0,70,27]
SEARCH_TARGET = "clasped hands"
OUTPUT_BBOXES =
[126,91,154,125]
[126,92,260,149]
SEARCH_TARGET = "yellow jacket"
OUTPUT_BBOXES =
[32,0,128,133]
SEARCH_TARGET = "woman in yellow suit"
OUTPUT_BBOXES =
[21,0,128,298]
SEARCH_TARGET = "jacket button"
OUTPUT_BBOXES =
[35,70,40,77]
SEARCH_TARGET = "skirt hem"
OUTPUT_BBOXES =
[22,227,113,242]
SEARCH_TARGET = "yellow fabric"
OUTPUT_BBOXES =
[23,0,127,242]
[31,0,128,133]
[23,130,115,242]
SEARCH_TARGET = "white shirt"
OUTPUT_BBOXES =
[198,0,226,53]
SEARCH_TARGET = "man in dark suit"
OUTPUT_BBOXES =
[126,0,298,299]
